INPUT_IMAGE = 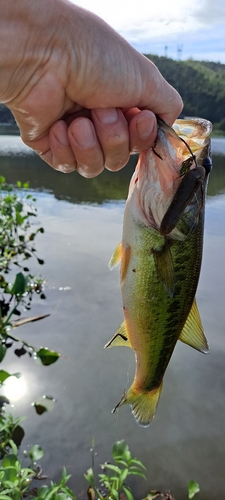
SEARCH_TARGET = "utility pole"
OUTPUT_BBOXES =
[164,45,168,58]
[177,44,183,60]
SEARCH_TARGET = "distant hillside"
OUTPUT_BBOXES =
[0,103,16,124]
[1,56,225,128]
[144,55,225,125]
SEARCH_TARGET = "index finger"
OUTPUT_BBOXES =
[137,56,183,125]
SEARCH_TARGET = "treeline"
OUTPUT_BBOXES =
[1,56,225,127]
[0,103,16,124]
[145,55,225,127]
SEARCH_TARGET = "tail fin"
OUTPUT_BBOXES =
[112,383,163,427]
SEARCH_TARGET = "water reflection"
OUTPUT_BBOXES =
[2,375,27,401]
[0,136,225,202]
[0,136,225,500]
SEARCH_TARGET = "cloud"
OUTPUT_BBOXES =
[116,0,225,43]
[72,0,225,62]
[194,0,225,26]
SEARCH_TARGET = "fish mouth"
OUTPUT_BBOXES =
[133,118,212,233]
[158,117,212,162]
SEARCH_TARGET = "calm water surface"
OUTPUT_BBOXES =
[0,136,225,500]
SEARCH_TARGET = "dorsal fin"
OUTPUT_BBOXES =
[104,321,131,348]
[179,299,209,354]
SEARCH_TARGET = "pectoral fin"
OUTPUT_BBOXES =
[109,241,131,289]
[104,321,131,348]
[108,242,123,270]
[179,299,209,354]
[152,242,175,298]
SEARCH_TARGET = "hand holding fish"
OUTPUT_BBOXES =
[0,0,182,177]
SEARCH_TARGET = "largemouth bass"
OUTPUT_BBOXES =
[106,118,212,427]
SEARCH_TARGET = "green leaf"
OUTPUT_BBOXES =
[54,492,75,500]
[102,463,121,475]
[4,194,13,204]
[23,182,29,189]
[35,347,60,366]
[0,343,7,362]
[0,466,18,482]
[0,370,20,384]
[188,480,200,499]
[59,467,71,486]
[98,473,109,481]
[36,485,49,498]
[16,212,24,225]
[8,439,18,455]
[110,488,119,500]
[12,424,25,448]
[37,258,45,265]
[112,440,131,462]
[100,478,111,488]
[15,201,23,213]
[0,395,10,406]
[2,454,18,468]
[143,493,155,500]
[32,395,56,415]
[118,468,128,487]
[84,467,95,488]
[130,458,146,470]
[128,470,146,479]
[122,486,134,500]
[19,466,34,481]
[10,272,28,296]
[113,459,128,467]
[29,444,44,462]
[44,485,61,499]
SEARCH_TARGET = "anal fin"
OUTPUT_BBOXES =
[104,321,131,348]
[179,298,209,354]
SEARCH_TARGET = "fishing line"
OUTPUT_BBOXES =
[111,362,132,440]
[177,135,198,170]
[156,116,198,169]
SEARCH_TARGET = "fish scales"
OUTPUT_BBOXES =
[107,118,212,427]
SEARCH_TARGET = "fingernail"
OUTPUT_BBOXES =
[94,108,118,124]
[71,119,95,147]
[136,115,154,138]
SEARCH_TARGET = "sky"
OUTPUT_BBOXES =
[72,0,225,63]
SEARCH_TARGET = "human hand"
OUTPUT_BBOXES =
[0,0,183,177]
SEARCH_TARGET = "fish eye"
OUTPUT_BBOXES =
[202,156,212,174]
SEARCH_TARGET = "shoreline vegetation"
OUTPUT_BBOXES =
[0,177,201,499]
[0,55,225,138]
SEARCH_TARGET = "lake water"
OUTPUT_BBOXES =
[0,136,225,500]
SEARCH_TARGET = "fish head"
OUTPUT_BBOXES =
[128,118,212,236]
